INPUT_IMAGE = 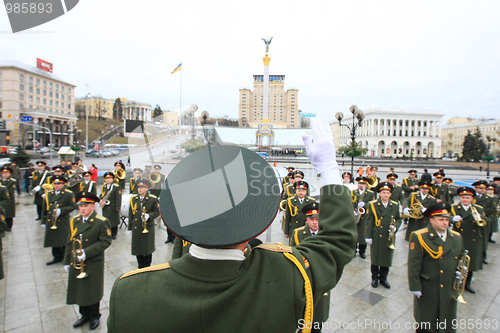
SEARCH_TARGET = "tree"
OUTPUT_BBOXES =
[462,128,487,162]
[338,140,368,157]
[474,128,487,160]
[113,98,123,121]
[10,146,31,167]
[75,101,86,120]
[153,105,163,120]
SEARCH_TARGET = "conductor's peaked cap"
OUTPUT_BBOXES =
[159,146,280,247]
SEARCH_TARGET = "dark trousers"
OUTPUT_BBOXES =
[15,179,20,194]
[466,271,473,287]
[52,247,65,261]
[137,254,152,269]
[79,302,100,320]
[166,228,175,242]
[36,205,42,219]
[371,264,389,282]
[5,218,13,230]
[111,226,118,238]
[357,243,367,255]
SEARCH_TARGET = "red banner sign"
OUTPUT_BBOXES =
[36,58,53,73]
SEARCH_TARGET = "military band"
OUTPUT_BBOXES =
[283,180,316,243]
[402,169,419,198]
[352,177,375,259]
[79,171,97,195]
[32,161,51,221]
[99,172,122,240]
[403,181,437,241]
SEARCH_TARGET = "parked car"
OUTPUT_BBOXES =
[7,147,18,154]
[41,152,58,158]
[85,151,102,158]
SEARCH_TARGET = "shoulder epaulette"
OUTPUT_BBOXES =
[95,214,107,221]
[367,189,374,193]
[296,226,306,231]
[414,228,429,235]
[390,200,398,205]
[368,199,378,204]
[255,243,293,253]
[120,263,171,280]
[307,196,315,201]
[450,230,461,236]
[148,194,157,199]
[473,203,483,209]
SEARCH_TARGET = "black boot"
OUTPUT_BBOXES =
[465,272,475,294]
[489,233,496,243]
[483,251,488,265]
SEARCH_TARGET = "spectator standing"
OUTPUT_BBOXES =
[420,169,432,183]
[10,162,22,195]
[23,163,35,193]
[89,164,98,183]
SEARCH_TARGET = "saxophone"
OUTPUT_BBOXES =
[471,206,487,227]
[453,250,470,304]
[99,186,113,208]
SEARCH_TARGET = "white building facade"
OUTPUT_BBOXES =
[333,109,444,158]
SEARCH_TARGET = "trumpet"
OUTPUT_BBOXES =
[401,200,424,220]
[355,207,365,224]
[72,234,88,279]
[388,216,396,250]
[366,175,378,190]
[113,168,126,185]
[471,206,487,227]
[67,165,85,188]
[141,206,149,234]
[454,250,470,304]
[50,202,59,230]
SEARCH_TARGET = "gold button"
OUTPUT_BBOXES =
[86,239,88,241]
[134,227,136,229]
[430,233,434,236]
[380,235,382,237]
[440,285,443,288]
[440,270,443,273]
[473,239,475,241]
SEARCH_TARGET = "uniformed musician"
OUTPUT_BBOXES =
[99,172,122,240]
[352,176,375,259]
[402,169,419,198]
[64,191,112,330]
[284,180,316,243]
[31,161,51,221]
[142,165,152,179]
[387,173,404,205]
[114,161,126,190]
[52,164,65,177]
[408,202,466,333]
[342,171,352,184]
[450,187,487,293]
[291,202,330,333]
[369,166,381,184]
[493,176,500,196]
[403,181,437,241]
[67,163,81,194]
[79,171,97,195]
[365,182,402,288]
[472,180,495,264]
[42,175,76,265]
[486,183,498,243]
[282,166,295,188]
[430,171,451,203]
[127,179,160,268]
[1,166,17,231]
[0,184,9,279]
[129,168,143,195]
[149,164,166,197]
[443,177,456,202]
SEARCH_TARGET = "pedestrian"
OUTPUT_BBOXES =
[23,163,34,193]
[127,156,131,167]
[89,164,98,183]
[421,169,432,182]
[10,162,21,195]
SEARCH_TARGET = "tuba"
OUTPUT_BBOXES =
[388,216,396,249]
[50,202,59,230]
[72,234,88,279]
[366,176,378,190]
[471,206,487,227]
[141,206,149,233]
[67,165,85,187]
[113,168,126,185]
[454,250,470,304]
[148,171,161,188]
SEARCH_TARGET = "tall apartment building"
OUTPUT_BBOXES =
[0,60,77,147]
[239,75,299,129]
[75,96,152,122]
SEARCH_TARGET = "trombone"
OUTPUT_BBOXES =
[141,206,149,233]
[454,250,470,304]
[50,202,59,230]
[72,234,88,279]
[388,216,396,250]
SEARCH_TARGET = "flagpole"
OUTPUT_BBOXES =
[179,62,182,135]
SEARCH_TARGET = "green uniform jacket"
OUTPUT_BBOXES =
[64,211,112,306]
[128,193,160,256]
[431,182,451,203]
[404,192,437,241]
[408,225,465,333]
[66,170,81,194]
[32,170,51,205]
[150,173,166,197]
[491,195,499,233]
[100,184,122,229]
[281,183,311,201]
[402,177,419,197]
[474,194,496,251]
[451,203,486,272]
[351,189,375,244]
[0,196,7,280]
[366,198,402,267]
[172,237,191,259]
[291,224,330,323]
[42,189,76,247]
[1,178,16,218]
[117,177,126,192]
[78,180,97,195]
[107,184,356,333]
[284,195,316,238]
[390,185,405,205]
[129,177,140,195]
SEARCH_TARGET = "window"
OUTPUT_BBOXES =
[61,94,64,100]
[0,72,2,78]
[68,96,71,101]
[19,93,24,100]
[19,103,24,110]
[55,101,59,107]
[55,93,59,98]
[43,81,46,88]
[49,100,52,106]
[49,91,52,97]
[43,90,46,96]
[61,85,65,91]
[67,87,71,94]
[29,86,33,93]
[29,96,33,102]
[36,78,40,85]
[29,105,32,109]
[0,102,2,108]
[43,98,46,105]
[50,82,53,89]
[0,82,2,88]
[36,97,40,103]
[28,76,33,84]
[19,73,24,81]
[68,103,71,109]
[55,84,59,91]
[36,88,40,94]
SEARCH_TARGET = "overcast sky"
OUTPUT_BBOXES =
[1,0,499,123]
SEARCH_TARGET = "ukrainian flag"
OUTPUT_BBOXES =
[171,63,182,74]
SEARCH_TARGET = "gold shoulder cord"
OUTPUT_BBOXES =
[411,192,415,206]
[130,178,135,192]
[45,192,50,211]
[417,233,443,259]
[182,240,189,247]
[451,206,461,228]
[288,199,298,217]
[351,192,357,203]
[70,216,77,240]
[283,252,313,333]
[130,197,137,215]
[294,229,300,246]
[371,202,380,226]
[404,178,408,187]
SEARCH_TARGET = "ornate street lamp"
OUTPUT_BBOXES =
[335,105,365,178]
[486,136,497,178]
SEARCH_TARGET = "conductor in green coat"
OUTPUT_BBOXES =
[99,172,122,240]
[408,202,466,333]
[127,179,160,268]
[291,202,330,333]
[107,117,357,333]
[365,182,402,289]
[42,176,76,265]
[1,166,17,231]
[64,191,112,331]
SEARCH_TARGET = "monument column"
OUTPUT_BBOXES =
[262,37,272,122]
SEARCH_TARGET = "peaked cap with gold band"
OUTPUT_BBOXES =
[456,186,475,196]
[386,173,398,179]
[136,179,151,188]
[356,176,368,184]
[301,202,319,217]
[407,169,417,174]
[433,171,445,178]
[103,171,115,179]
[418,180,432,189]
[82,171,92,177]
[472,180,488,188]
[52,165,64,172]
[423,202,451,218]
[114,161,125,169]
[376,181,393,193]
[294,180,309,190]
[342,172,352,179]
[75,191,100,204]
[292,170,304,179]
[52,175,67,184]
[1,165,12,173]
[443,177,453,184]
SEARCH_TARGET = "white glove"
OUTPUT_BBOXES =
[452,216,462,222]
[127,230,132,235]
[365,238,373,245]
[358,202,365,208]
[421,207,427,213]
[412,291,422,298]
[64,265,70,273]
[55,209,61,217]
[144,213,150,221]
[32,185,41,193]
[77,250,86,262]
[302,117,341,186]
[353,210,358,216]
[456,271,461,279]
[389,225,397,233]
[41,224,46,228]
[403,208,410,215]
[41,193,45,199]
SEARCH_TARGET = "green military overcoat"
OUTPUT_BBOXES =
[64,210,112,306]
[390,184,405,205]
[431,182,451,203]
[32,170,51,205]
[402,177,419,197]
[1,177,16,218]
[100,184,122,228]
[150,173,165,197]
[366,198,402,267]
[291,224,330,324]
[351,189,375,244]
[42,188,76,247]
[491,195,499,233]
[172,237,191,259]
[408,224,465,333]
[107,184,357,333]
[78,180,97,195]
[284,195,316,238]
[404,192,437,241]
[128,193,160,256]
[0,197,7,280]
[451,203,486,272]
[129,177,140,195]
[474,194,496,252]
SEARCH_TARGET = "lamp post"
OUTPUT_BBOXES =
[486,136,497,179]
[201,111,213,145]
[335,105,365,178]
[85,93,90,150]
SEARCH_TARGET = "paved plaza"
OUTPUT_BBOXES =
[1,170,499,332]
